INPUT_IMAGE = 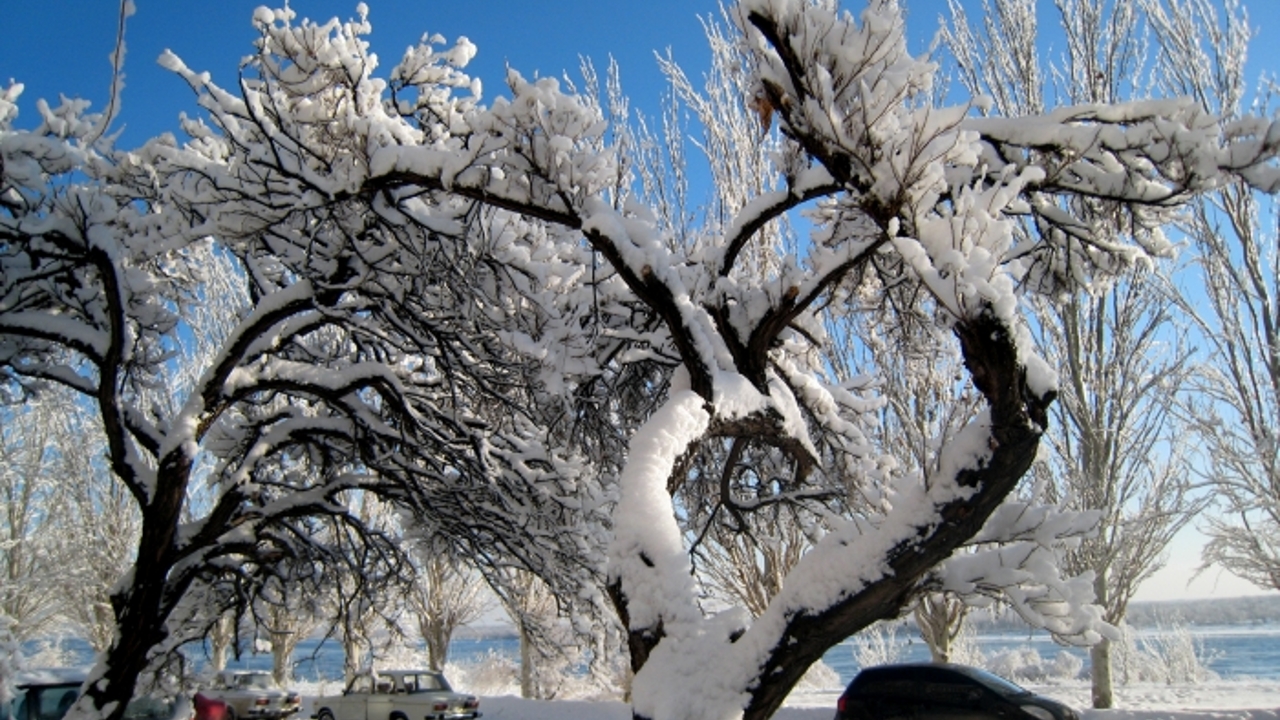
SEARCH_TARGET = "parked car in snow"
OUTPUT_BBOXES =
[203,671,300,720]
[1,669,174,720]
[834,662,1079,720]
[312,670,479,720]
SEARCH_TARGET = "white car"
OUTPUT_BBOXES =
[204,671,300,720]
[312,670,480,720]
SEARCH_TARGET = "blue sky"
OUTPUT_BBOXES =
[1,0,722,147]
[0,0,979,148]
[6,0,1275,149]
[3,0,1277,602]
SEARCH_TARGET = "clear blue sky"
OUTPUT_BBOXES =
[1,0,722,147]
[6,0,1275,147]
[3,0,1277,601]
[3,0,1277,147]
[0,0,982,148]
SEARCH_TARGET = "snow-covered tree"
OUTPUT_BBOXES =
[828,211,984,664]
[0,11,604,720]
[5,2,1280,719]
[53,407,139,653]
[0,400,67,643]
[256,578,327,686]
[405,543,494,672]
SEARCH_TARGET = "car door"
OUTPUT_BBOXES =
[913,670,991,720]
[364,677,394,720]
[336,675,373,720]
[850,671,917,720]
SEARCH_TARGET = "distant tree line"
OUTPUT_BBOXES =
[965,594,1280,632]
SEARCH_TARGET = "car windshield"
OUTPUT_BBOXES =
[399,674,449,693]
[953,666,1030,697]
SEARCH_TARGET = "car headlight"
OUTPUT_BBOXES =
[1020,704,1057,720]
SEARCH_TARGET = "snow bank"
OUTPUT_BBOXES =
[290,676,1280,720]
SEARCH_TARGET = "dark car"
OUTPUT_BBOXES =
[2,670,174,720]
[834,662,1079,720]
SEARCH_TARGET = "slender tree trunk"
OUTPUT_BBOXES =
[211,615,234,671]
[1091,639,1114,709]
[519,623,534,699]
[425,622,448,671]
[1091,575,1114,709]
[343,636,365,684]
[271,630,297,686]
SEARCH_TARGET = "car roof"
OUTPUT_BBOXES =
[852,662,974,684]
[851,662,1031,695]
[857,661,973,674]
[13,669,89,689]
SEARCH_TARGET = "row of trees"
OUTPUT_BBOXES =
[3,0,1280,718]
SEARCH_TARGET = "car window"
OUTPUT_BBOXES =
[422,675,448,692]
[923,678,983,706]
[348,676,372,695]
[953,666,1029,698]
[852,676,917,699]
[241,675,272,690]
[35,689,78,720]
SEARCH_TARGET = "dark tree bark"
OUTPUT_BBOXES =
[741,312,1052,720]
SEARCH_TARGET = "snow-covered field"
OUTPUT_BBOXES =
[294,678,1280,720]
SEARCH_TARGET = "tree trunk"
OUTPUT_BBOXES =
[82,458,191,720]
[519,623,534,699]
[1091,638,1114,709]
[83,576,172,720]
[425,621,449,671]
[343,635,365,684]
[271,630,297,686]
[1091,573,1114,709]
[727,312,1051,720]
[211,615,234,672]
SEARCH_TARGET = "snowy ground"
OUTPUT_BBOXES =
[296,678,1280,720]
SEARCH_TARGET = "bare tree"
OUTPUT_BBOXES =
[942,0,1211,707]
[50,406,139,654]
[1141,0,1280,595]
[913,593,968,663]
[258,592,325,687]
[405,545,494,672]
[493,569,569,701]
[1031,268,1204,707]
[0,399,68,642]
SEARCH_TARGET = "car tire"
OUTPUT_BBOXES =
[225,708,237,720]
[390,712,408,720]
[317,709,335,720]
